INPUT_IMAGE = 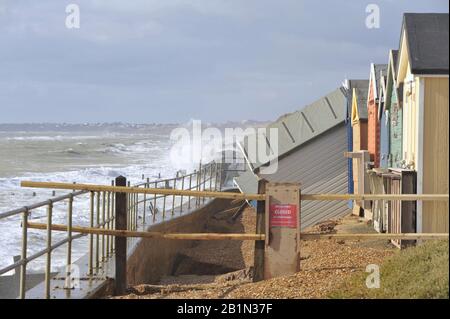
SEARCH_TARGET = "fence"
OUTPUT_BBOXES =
[0,161,223,299]
[2,175,448,298]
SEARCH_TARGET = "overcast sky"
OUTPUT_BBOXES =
[0,0,448,124]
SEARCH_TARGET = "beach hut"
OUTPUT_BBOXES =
[385,49,403,168]
[396,13,449,233]
[366,50,405,234]
[344,79,368,208]
[367,63,388,168]
[234,87,349,230]
[344,81,354,208]
[378,69,388,168]
[346,80,371,216]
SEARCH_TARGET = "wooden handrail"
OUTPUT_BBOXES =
[27,222,266,241]
[21,181,265,201]
[26,222,448,241]
[301,194,449,201]
[21,181,449,201]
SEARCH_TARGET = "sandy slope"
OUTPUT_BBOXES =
[113,207,395,299]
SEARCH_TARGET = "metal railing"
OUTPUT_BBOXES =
[18,181,450,287]
[0,160,223,299]
[127,161,222,230]
[0,190,88,299]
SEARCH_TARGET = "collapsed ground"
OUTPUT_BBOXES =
[111,204,448,299]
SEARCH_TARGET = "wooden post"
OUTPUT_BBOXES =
[253,179,266,282]
[263,182,301,279]
[114,176,127,295]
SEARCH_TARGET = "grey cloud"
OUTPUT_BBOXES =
[0,0,448,123]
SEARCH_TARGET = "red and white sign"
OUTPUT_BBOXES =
[269,204,298,228]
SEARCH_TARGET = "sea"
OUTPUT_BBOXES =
[0,121,264,273]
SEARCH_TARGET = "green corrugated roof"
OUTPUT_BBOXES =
[239,87,347,170]
[233,170,259,194]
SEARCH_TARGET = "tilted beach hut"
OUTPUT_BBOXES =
[367,63,388,168]
[234,87,349,229]
[396,13,449,233]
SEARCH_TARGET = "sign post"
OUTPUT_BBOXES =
[264,182,301,279]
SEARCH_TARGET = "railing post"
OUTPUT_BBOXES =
[218,162,223,191]
[263,182,301,280]
[143,178,149,224]
[172,178,176,216]
[111,180,115,254]
[88,192,94,275]
[202,165,206,203]
[102,191,106,261]
[214,163,218,191]
[127,181,131,230]
[135,192,138,229]
[19,208,29,299]
[64,194,73,289]
[209,163,213,193]
[95,192,100,270]
[152,181,157,223]
[180,176,184,213]
[162,194,166,219]
[188,174,192,210]
[197,163,202,206]
[114,175,127,296]
[253,179,266,282]
[45,201,53,299]
[106,190,111,258]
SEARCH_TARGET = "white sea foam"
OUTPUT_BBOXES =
[5,135,102,141]
[0,122,256,273]
[0,130,178,272]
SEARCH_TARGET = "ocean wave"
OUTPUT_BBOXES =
[46,148,84,156]
[100,143,130,154]
[5,135,101,142]
[64,148,82,155]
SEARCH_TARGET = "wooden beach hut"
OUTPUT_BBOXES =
[344,79,369,208]
[344,80,354,208]
[385,49,403,168]
[367,63,387,168]
[234,87,349,230]
[378,69,389,168]
[366,50,409,234]
[346,80,370,216]
[396,13,449,233]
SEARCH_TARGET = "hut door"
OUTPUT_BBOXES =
[389,170,417,249]
[390,177,402,247]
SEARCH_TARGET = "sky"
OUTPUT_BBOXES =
[0,0,448,124]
